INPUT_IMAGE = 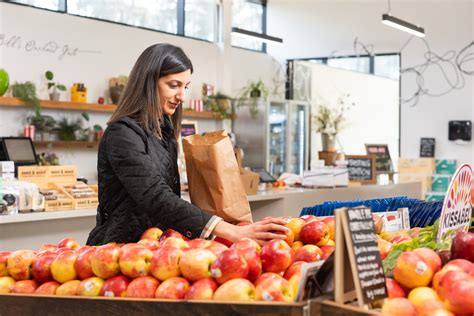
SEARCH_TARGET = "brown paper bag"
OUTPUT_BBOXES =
[182,130,253,223]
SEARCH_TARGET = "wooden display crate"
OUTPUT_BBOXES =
[60,182,99,209]
[18,165,77,189]
[43,183,74,212]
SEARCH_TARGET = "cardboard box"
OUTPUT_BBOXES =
[431,174,451,192]
[435,159,457,175]
[240,169,260,195]
[48,165,77,186]
[398,158,435,174]
[398,174,432,197]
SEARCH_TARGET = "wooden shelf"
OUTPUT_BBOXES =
[33,141,99,149]
[182,110,223,119]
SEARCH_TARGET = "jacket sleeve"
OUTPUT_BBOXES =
[105,122,214,239]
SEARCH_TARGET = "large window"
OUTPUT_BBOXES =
[231,0,266,52]
[184,0,216,42]
[8,0,61,10]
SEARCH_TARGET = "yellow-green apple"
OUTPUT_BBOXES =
[7,250,36,280]
[51,250,77,283]
[450,231,474,262]
[75,246,96,280]
[101,275,130,297]
[292,241,303,252]
[38,244,58,253]
[381,298,416,316]
[294,244,322,263]
[393,251,433,289]
[57,237,80,250]
[372,214,383,234]
[385,277,405,298]
[0,252,11,277]
[205,241,228,257]
[211,248,249,284]
[300,221,330,246]
[300,215,318,223]
[261,240,293,273]
[32,252,56,283]
[413,248,441,274]
[150,246,183,281]
[321,217,335,240]
[137,238,161,251]
[320,245,335,260]
[232,246,262,282]
[0,276,15,293]
[255,273,294,302]
[76,277,105,296]
[213,278,256,301]
[283,261,305,295]
[286,218,305,241]
[55,280,80,296]
[34,281,60,295]
[90,244,122,279]
[378,238,393,260]
[160,237,189,250]
[188,239,212,249]
[179,249,217,282]
[159,229,186,242]
[255,272,282,287]
[155,277,190,299]
[140,227,163,240]
[407,286,442,309]
[437,271,474,315]
[184,278,218,300]
[119,246,153,278]
[126,276,159,298]
[12,279,39,294]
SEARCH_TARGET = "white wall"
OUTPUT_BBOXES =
[268,0,474,166]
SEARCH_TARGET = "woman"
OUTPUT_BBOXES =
[87,43,289,246]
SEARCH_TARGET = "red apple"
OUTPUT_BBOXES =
[261,240,293,273]
[255,272,282,287]
[214,237,233,247]
[188,239,212,249]
[205,240,229,257]
[126,276,159,298]
[12,280,38,294]
[185,278,218,300]
[150,246,183,281]
[235,246,262,282]
[255,273,294,302]
[155,277,190,299]
[292,241,303,252]
[0,276,15,293]
[56,280,81,296]
[119,246,153,278]
[437,270,474,315]
[389,235,412,245]
[450,231,474,262]
[443,258,472,273]
[283,261,305,296]
[294,244,322,263]
[381,298,416,316]
[38,244,58,253]
[90,244,122,279]
[140,227,164,240]
[137,238,161,251]
[55,247,72,254]
[413,248,442,274]
[121,243,143,252]
[159,229,186,242]
[7,250,36,280]
[321,217,335,240]
[231,237,261,254]
[300,221,330,246]
[101,275,130,297]
[407,286,442,312]
[57,237,80,250]
[394,251,434,289]
[75,246,96,280]
[286,218,306,242]
[300,215,318,223]
[34,281,60,295]
[76,277,105,296]
[211,248,249,284]
[213,278,256,301]
[32,252,56,283]
[378,238,393,260]
[320,245,335,260]
[385,277,406,298]
[179,249,217,282]
[160,237,189,250]
[0,252,11,277]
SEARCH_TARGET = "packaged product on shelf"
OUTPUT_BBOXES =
[431,174,452,192]
[0,186,19,215]
[435,159,457,175]
[60,182,98,209]
[1,179,45,213]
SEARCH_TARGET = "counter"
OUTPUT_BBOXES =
[0,182,421,251]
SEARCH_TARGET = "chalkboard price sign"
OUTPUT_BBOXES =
[420,138,435,158]
[345,155,376,184]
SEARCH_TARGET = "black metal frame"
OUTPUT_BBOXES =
[231,0,267,53]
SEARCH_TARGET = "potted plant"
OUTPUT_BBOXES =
[57,116,83,141]
[11,81,41,116]
[27,115,56,141]
[236,80,269,117]
[45,71,66,101]
[80,112,95,142]
[109,76,128,104]
[203,92,233,119]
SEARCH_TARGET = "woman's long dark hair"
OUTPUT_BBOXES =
[109,43,193,139]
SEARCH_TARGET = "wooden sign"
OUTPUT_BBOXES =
[420,138,435,158]
[345,155,376,184]
[335,207,387,309]
[365,144,393,173]
[437,164,472,242]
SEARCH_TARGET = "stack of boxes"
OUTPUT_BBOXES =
[428,160,457,201]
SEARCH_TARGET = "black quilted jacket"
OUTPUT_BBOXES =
[86,116,212,245]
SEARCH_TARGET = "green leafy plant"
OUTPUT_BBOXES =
[312,94,355,137]
[45,70,66,93]
[203,92,233,119]
[38,151,60,166]
[235,80,269,117]
[57,116,83,141]
[11,82,41,116]
[27,114,56,133]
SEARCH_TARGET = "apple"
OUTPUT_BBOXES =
[32,252,56,283]
[90,244,122,279]
[188,239,212,249]
[393,251,433,289]
[211,248,249,284]
[160,237,189,250]
[255,273,294,302]
[235,246,262,282]
[56,280,81,296]
[407,286,442,309]
[381,298,416,316]
[300,221,330,246]
[408,227,422,238]
[320,245,335,260]
[155,277,190,299]
[213,278,256,301]
[57,237,80,250]
[214,237,233,247]
[432,262,468,291]
[140,227,164,240]
[101,275,130,297]
[385,277,405,298]
[38,244,58,253]
[326,239,335,246]
[75,246,96,280]
[150,246,183,281]
[206,240,229,257]
[126,276,159,298]
[261,240,293,273]
[0,276,15,293]
[185,278,218,300]
[55,247,73,254]
[0,252,11,277]
[7,250,36,280]
[12,280,39,294]
[450,231,474,262]
[272,229,294,246]
[443,258,472,273]
[119,246,153,278]
[413,248,441,274]
[293,244,322,263]
[437,271,474,315]
[137,238,161,251]
[231,238,261,254]
[179,249,217,282]
[286,218,306,241]
[35,281,60,295]
[378,238,393,260]
[50,250,77,283]
[255,272,282,287]
[121,243,143,252]
[321,217,335,240]
[77,277,105,296]
[389,235,412,245]
[159,229,186,242]
[284,261,305,295]
[291,241,303,252]
[372,214,383,235]
[300,215,318,223]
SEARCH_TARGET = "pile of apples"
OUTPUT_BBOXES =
[0,215,335,302]
[381,232,474,316]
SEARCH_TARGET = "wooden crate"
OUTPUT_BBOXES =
[43,183,75,212]
[47,165,77,186]
[18,165,77,189]
[60,182,98,209]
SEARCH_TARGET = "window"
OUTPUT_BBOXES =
[374,55,400,80]
[8,0,61,11]
[232,0,265,52]
[184,0,217,42]
[327,57,370,74]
